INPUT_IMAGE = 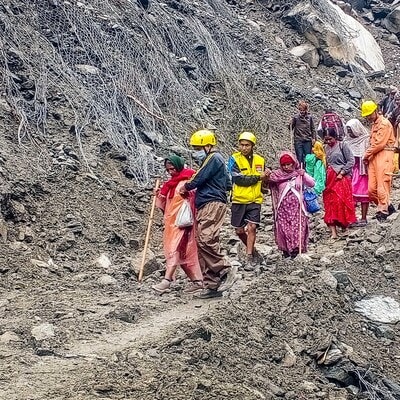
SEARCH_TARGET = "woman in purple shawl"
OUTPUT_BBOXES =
[267,152,315,258]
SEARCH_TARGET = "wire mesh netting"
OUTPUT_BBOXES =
[0,0,279,184]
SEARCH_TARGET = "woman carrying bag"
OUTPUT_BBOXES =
[152,155,203,294]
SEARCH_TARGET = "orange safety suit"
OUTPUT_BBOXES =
[364,115,395,214]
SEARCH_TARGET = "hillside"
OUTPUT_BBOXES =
[0,0,400,399]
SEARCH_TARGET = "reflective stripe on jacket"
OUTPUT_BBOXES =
[231,152,265,204]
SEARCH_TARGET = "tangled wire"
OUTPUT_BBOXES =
[0,0,278,184]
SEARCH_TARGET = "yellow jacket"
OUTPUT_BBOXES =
[230,152,265,204]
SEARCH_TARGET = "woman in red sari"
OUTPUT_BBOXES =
[152,155,203,294]
[323,128,356,240]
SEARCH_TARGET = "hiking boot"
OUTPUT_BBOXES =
[388,204,396,215]
[194,288,223,299]
[183,280,204,294]
[218,264,238,292]
[152,278,171,294]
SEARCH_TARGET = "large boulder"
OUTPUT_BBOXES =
[283,0,385,72]
[382,6,400,34]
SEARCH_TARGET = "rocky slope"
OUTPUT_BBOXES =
[0,0,400,399]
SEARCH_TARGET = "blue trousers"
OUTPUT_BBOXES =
[294,140,312,166]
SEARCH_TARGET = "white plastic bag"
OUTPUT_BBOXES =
[175,200,194,228]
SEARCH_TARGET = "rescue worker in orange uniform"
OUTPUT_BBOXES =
[361,101,396,222]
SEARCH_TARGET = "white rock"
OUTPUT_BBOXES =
[98,274,117,286]
[282,343,296,367]
[285,2,385,72]
[0,331,21,344]
[333,250,344,257]
[289,43,319,68]
[295,253,312,262]
[31,323,55,341]
[300,381,319,392]
[95,253,112,269]
[257,244,273,256]
[355,296,400,323]
[320,256,331,264]
[375,246,386,256]
[75,64,100,75]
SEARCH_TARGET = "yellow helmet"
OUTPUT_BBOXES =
[361,100,378,117]
[189,129,216,146]
[238,131,256,145]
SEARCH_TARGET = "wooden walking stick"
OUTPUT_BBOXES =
[138,178,160,283]
[298,164,303,256]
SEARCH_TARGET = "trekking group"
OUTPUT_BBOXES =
[152,88,400,299]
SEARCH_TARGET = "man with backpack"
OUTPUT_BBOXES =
[289,100,317,165]
[317,108,346,141]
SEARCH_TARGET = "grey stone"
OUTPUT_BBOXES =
[98,274,117,286]
[319,270,338,289]
[375,245,386,256]
[382,6,400,34]
[337,101,352,111]
[336,69,349,77]
[31,323,55,341]
[388,34,400,45]
[368,233,382,243]
[268,382,285,397]
[347,89,362,99]
[383,264,394,273]
[331,270,351,286]
[374,325,395,340]
[146,348,160,358]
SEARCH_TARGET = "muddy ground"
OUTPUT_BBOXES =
[0,0,400,399]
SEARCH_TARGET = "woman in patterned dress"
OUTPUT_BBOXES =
[267,152,315,258]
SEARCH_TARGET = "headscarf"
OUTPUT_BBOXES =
[269,151,300,184]
[344,119,370,175]
[164,155,185,172]
[159,155,195,198]
[312,140,326,166]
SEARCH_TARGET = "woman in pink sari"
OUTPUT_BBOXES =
[267,152,315,258]
[152,155,203,294]
[344,119,370,226]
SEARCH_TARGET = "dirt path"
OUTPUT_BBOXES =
[2,284,248,400]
